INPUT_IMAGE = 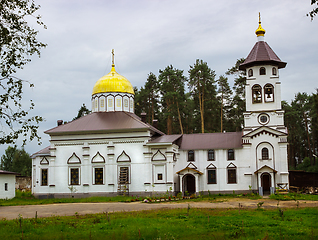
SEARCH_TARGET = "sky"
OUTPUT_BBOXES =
[2,0,318,155]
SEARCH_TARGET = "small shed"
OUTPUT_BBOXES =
[0,170,20,199]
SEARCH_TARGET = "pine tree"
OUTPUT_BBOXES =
[217,75,233,132]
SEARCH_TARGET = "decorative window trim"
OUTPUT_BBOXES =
[227,163,237,184]
[117,151,131,162]
[258,113,270,125]
[91,151,106,163]
[151,150,166,161]
[40,157,49,165]
[67,152,81,164]
[186,162,197,169]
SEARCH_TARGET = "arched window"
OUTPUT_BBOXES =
[260,67,266,75]
[264,84,274,102]
[262,147,269,160]
[252,85,262,103]
[208,150,215,161]
[272,67,277,76]
[248,69,253,77]
[188,150,194,162]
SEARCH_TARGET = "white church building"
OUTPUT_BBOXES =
[32,17,289,198]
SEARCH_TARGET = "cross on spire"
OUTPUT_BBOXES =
[112,49,115,67]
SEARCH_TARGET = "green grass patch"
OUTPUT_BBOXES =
[0,207,317,239]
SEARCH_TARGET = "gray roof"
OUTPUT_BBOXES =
[239,41,286,70]
[178,132,242,150]
[45,112,164,135]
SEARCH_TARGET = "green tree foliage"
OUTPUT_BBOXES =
[0,0,46,145]
[308,0,318,20]
[73,104,91,120]
[226,58,246,131]
[159,65,186,134]
[217,75,233,132]
[284,91,318,171]
[188,59,218,133]
[0,145,32,176]
[133,73,160,125]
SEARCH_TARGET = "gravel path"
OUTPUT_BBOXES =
[1,198,317,220]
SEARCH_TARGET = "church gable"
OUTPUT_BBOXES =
[67,153,81,164]
[91,152,105,163]
[151,150,166,161]
[117,151,131,162]
[244,126,287,139]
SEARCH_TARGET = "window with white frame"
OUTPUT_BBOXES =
[94,167,104,185]
[70,167,80,185]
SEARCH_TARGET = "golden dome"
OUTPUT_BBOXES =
[255,12,266,37]
[92,64,134,95]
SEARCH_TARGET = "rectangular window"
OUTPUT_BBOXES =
[101,99,104,108]
[94,168,103,185]
[116,99,121,107]
[108,98,113,107]
[188,150,194,161]
[228,169,237,184]
[208,150,215,161]
[228,149,235,160]
[41,169,48,186]
[207,169,216,184]
[119,167,129,184]
[4,183,8,191]
[70,168,79,185]
[157,173,163,180]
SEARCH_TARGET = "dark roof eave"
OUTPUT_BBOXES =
[45,127,154,136]
[239,60,287,70]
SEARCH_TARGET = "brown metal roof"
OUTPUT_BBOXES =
[179,132,242,150]
[45,112,164,135]
[148,134,182,144]
[239,41,286,70]
[0,170,20,175]
[31,146,50,158]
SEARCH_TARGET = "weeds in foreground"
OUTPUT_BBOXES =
[0,208,317,239]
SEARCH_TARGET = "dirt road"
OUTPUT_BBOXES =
[1,198,317,220]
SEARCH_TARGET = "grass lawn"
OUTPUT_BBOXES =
[0,207,317,239]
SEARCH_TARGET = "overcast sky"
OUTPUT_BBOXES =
[3,0,318,155]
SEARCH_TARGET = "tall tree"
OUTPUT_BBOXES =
[143,72,160,124]
[188,59,217,133]
[73,104,91,120]
[308,0,318,20]
[159,65,186,135]
[0,0,46,145]
[226,58,246,131]
[0,145,32,176]
[217,75,233,132]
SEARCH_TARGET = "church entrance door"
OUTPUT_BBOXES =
[261,173,271,195]
[183,174,195,196]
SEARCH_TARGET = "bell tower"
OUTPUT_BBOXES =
[239,13,287,134]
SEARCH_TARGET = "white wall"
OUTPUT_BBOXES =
[0,174,16,199]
